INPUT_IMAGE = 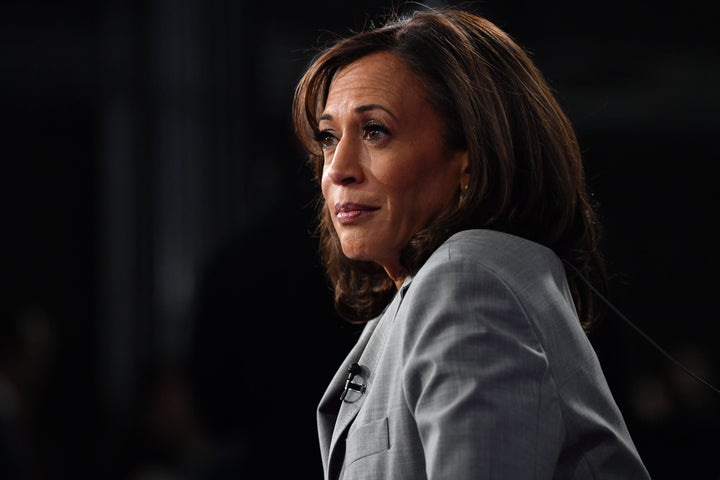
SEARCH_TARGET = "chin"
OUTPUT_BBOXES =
[340,244,373,263]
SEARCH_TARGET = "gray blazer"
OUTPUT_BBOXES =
[317,229,651,479]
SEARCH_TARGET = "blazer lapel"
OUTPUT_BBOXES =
[319,281,412,478]
[317,318,378,474]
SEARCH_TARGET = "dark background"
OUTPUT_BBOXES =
[2,0,719,478]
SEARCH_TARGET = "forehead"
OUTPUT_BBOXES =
[324,51,426,113]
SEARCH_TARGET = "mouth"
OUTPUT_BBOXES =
[334,202,380,224]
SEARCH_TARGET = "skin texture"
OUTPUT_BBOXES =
[318,51,469,288]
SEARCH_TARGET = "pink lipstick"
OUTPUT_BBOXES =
[334,202,380,224]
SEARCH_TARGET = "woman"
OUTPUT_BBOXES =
[292,5,651,479]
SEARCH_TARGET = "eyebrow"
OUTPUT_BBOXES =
[318,104,398,122]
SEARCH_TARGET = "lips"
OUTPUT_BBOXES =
[334,202,380,223]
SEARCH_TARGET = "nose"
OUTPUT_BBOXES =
[324,136,364,186]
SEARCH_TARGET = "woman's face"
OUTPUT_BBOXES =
[318,50,468,283]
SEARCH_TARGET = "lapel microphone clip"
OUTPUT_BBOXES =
[340,362,366,402]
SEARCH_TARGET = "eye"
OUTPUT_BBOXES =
[313,130,337,150]
[363,122,390,143]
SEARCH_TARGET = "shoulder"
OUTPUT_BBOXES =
[416,229,564,288]
[401,229,576,335]
[399,230,583,371]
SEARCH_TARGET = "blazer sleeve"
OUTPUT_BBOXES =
[397,235,642,479]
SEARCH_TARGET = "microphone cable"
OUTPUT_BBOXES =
[564,260,720,396]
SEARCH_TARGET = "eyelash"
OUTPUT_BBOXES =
[313,130,334,145]
[363,122,389,141]
[313,122,390,149]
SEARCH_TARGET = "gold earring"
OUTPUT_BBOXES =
[459,184,468,206]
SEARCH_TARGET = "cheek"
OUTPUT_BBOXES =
[320,170,331,199]
[396,163,459,219]
[373,160,416,192]
[392,154,455,195]
[320,174,339,222]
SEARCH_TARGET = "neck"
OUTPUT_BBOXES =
[387,267,408,290]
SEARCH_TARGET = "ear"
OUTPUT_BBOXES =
[458,150,470,189]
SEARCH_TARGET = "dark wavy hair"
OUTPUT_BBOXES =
[292,5,607,330]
